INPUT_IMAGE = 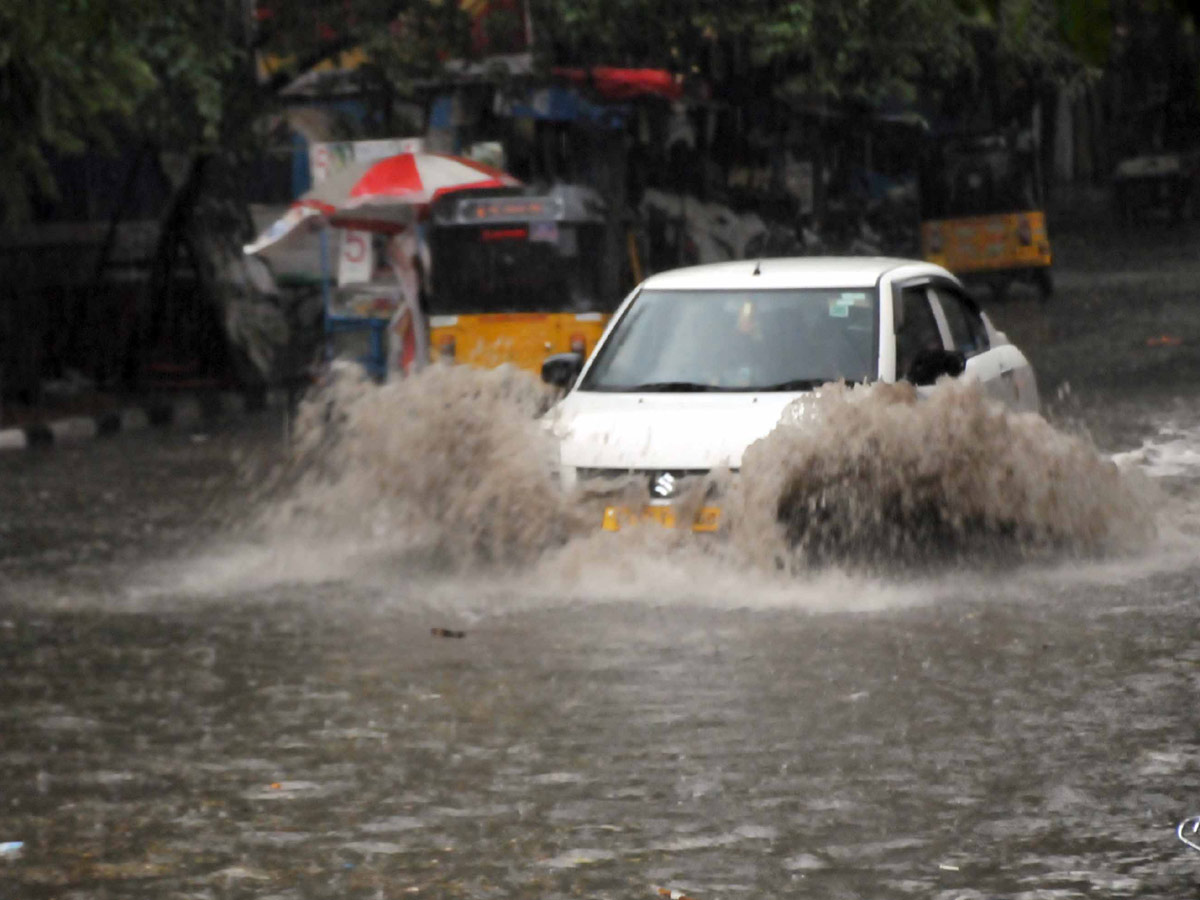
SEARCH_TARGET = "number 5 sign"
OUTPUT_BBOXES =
[337,230,373,286]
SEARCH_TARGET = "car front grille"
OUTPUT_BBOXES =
[576,468,730,501]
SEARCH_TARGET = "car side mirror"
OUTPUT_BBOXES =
[541,352,584,389]
[906,348,966,386]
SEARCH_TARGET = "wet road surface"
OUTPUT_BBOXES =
[2,580,1199,898]
[3,220,1200,898]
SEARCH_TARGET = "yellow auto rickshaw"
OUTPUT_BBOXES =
[919,130,1053,301]
[424,184,626,372]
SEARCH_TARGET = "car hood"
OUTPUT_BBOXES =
[546,390,811,471]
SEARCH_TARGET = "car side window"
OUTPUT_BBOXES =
[931,285,990,357]
[895,286,944,380]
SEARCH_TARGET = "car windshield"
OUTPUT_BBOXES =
[579,287,878,392]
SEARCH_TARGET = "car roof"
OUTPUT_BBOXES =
[639,257,953,291]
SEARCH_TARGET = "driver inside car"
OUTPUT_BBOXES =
[895,287,945,382]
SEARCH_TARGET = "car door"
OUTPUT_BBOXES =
[927,281,1033,409]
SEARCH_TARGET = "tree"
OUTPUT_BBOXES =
[0,0,468,229]
[0,0,157,227]
[530,0,1134,113]
[529,0,979,106]
[0,0,467,388]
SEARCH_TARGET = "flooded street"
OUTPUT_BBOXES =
[3,224,1200,898]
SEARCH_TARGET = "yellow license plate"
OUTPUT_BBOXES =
[601,505,722,533]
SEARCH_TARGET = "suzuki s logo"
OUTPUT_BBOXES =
[651,472,677,499]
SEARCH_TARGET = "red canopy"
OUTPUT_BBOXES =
[552,67,684,102]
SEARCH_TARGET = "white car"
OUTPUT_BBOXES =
[541,257,1039,530]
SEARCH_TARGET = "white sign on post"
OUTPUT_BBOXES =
[337,229,373,286]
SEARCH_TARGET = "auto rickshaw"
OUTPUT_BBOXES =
[319,183,629,379]
[918,130,1053,300]
[1111,149,1200,224]
[423,183,624,372]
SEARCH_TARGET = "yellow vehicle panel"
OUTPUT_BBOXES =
[921,210,1051,274]
[428,312,610,373]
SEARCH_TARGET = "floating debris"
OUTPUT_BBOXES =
[242,780,331,801]
[541,848,615,869]
[431,628,466,639]
[782,852,830,871]
[207,865,271,883]
[658,889,700,900]
[1179,815,1200,852]
[0,841,24,859]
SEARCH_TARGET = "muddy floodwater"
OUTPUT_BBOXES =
[3,223,1200,898]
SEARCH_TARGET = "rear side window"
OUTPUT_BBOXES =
[931,285,990,356]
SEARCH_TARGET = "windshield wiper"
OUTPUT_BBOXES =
[758,378,827,392]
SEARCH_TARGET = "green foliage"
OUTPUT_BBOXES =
[356,1,473,97]
[534,0,1120,106]
[134,1,248,148]
[529,0,732,72]
[250,0,468,97]
[1056,0,1112,66]
[532,0,975,103]
[960,0,1112,76]
[0,0,1165,230]
[748,0,976,105]
[0,0,155,224]
[0,0,252,227]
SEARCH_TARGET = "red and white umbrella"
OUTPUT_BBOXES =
[245,152,521,255]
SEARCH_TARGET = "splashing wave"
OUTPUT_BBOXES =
[731,380,1156,570]
[272,363,577,567]
[265,367,1154,579]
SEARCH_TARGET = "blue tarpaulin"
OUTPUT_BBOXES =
[430,86,628,131]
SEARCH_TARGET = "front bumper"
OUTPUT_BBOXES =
[601,503,722,533]
[569,467,730,533]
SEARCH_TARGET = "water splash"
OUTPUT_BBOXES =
[259,368,1155,586]
[270,362,579,568]
[730,380,1156,571]
[1112,421,1200,478]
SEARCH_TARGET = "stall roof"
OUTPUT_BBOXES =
[551,67,684,102]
